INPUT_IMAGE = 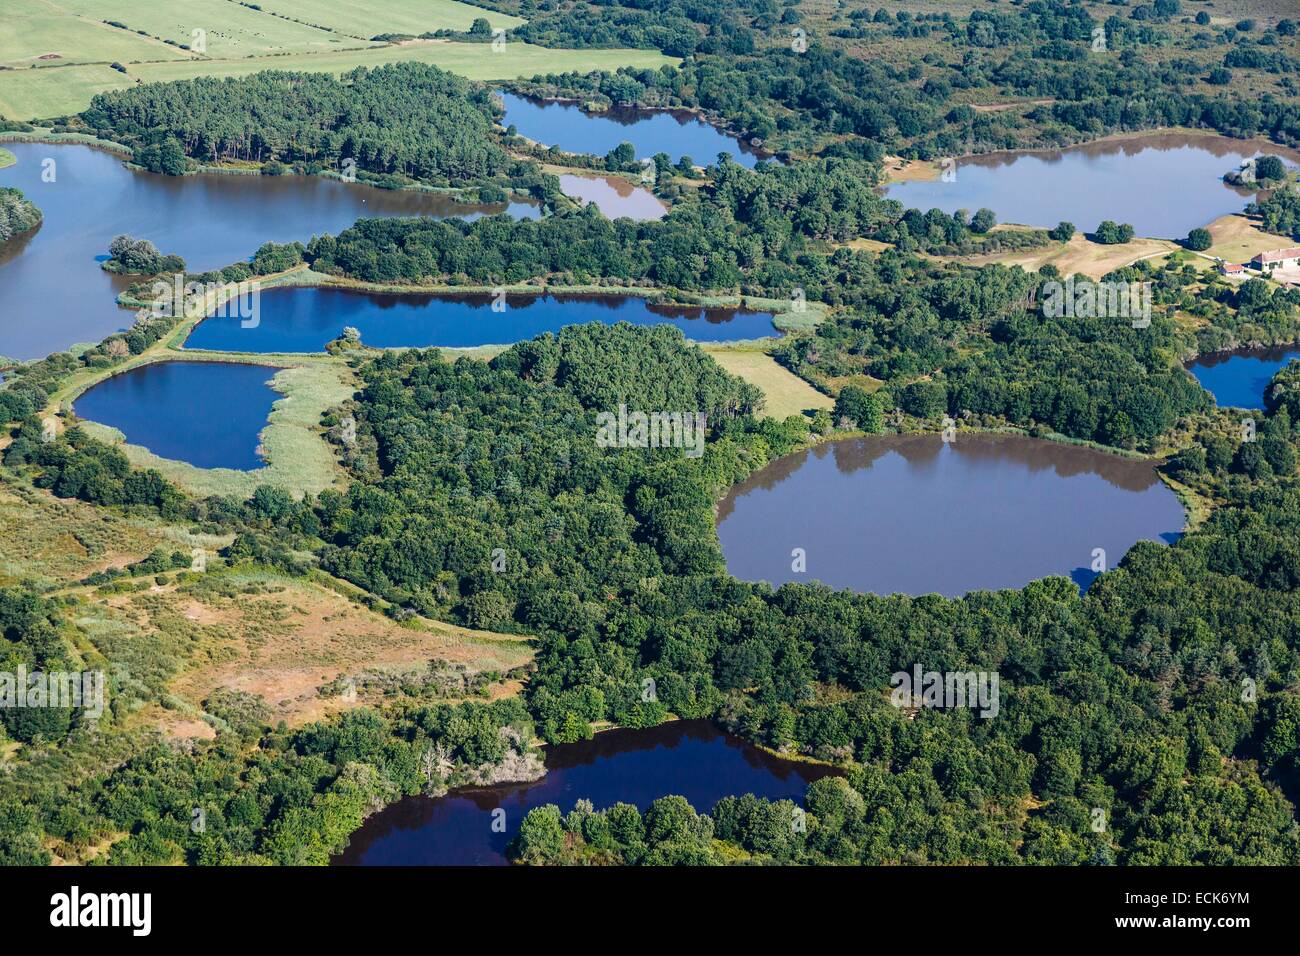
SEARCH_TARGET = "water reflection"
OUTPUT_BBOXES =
[558,172,667,220]
[73,360,280,470]
[500,91,767,167]
[884,132,1299,238]
[1186,345,1300,410]
[335,719,834,866]
[716,434,1184,597]
[184,287,781,351]
[0,142,538,360]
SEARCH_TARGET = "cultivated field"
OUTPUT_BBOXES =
[0,39,674,120]
[252,0,525,39]
[52,0,372,58]
[0,63,140,119]
[2,0,192,69]
[128,38,671,85]
[0,1,675,120]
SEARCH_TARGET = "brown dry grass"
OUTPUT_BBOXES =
[131,570,536,730]
[840,237,892,254]
[1203,212,1295,265]
[937,234,1179,279]
[881,155,942,184]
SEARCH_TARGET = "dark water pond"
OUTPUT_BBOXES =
[716,433,1185,596]
[0,142,538,360]
[184,286,780,352]
[558,172,666,220]
[883,132,1299,239]
[1185,346,1300,410]
[73,360,280,470]
[335,719,834,866]
[500,91,765,168]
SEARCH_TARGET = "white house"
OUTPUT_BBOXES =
[1251,246,1300,271]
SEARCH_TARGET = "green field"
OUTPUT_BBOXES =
[1,0,194,68]
[702,347,834,420]
[53,0,375,58]
[0,38,674,120]
[253,0,524,39]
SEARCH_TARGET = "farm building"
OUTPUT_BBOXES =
[1251,247,1300,271]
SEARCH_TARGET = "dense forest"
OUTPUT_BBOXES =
[310,322,1300,864]
[10,312,1300,865]
[491,0,1300,157]
[79,64,528,190]
[4,0,1300,871]
[7,178,1300,869]
[300,152,1035,293]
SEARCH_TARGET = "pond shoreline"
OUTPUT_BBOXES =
[715,431,1186,597]
[888,127,1300,178]
[882,128,1300,238]
[496,88,775,164]
[334,717,840,866]
[174,267,823,353]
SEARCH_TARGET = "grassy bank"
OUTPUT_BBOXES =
[72,354,354,500]
[0,129,132,154]
[49,264,829,497]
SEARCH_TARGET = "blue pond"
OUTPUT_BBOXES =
[499,91,766,168]
[335,720,835,866]
[1185,346,1300,410]
[184,287,781,352]
[74,361,280,470]
[0,142,538,361]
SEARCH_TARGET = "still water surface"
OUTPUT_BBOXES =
[716,433,1185,596]
[185,287,781,351]
[499,91,765,168]
[0,142,537,360]
[558,172,667,220]
[884,132,1299,238]
[335,720,834,866]
[74,360,280,470]
[1185,346,1300,410]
